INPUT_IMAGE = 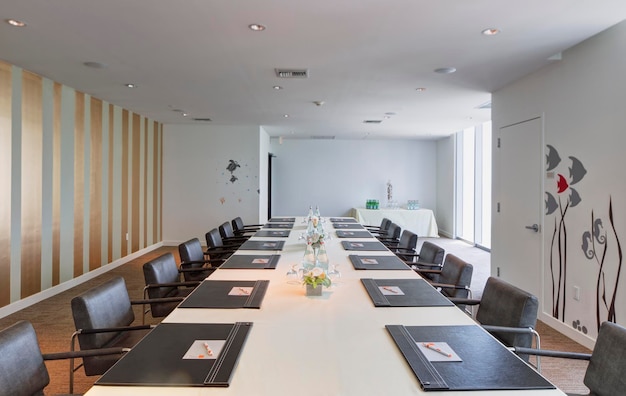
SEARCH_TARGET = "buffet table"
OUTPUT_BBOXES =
[84,217,562,396]
[352,207,439,237]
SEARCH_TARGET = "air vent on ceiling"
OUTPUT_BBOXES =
[476,101,492,109]
[192,118,212,122]
[275,68,309,78]
[310,136,335,140]
[363,120,383,124]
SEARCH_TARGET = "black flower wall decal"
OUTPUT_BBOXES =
[581,197,623,331]
[545,145,587,321]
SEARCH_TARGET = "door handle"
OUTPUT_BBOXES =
[525,224,539,232]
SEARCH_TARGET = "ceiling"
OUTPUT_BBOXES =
[1,1,625,140]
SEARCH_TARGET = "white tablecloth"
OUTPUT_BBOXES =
[352,207,439,237]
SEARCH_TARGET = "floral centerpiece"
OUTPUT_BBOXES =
[303,267,331,295]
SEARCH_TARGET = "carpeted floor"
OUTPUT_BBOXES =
[0,239,591,395]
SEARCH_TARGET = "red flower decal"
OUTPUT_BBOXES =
[557,174,569,193]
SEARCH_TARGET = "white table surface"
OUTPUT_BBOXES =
[85,217,563,396]
[352,208,439,238]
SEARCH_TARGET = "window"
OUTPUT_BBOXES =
[455,121,492,249]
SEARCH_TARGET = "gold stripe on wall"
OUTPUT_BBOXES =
[132,113,140,252]
[121,109,129,256]
[144,118,149,247]
[89,97,102,270]
[52,83,62,285]
[0,62,12,305]
[73,92,85,277]
[158,123,163,242]
[153,122,159,244]
[108,104,114,263]
[20,71,43,298]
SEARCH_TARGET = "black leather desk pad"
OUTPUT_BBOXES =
[238,240,285,250]
[349,255,410,270]
[268,217,295,223]
[220,254,280,269]
[332,223,364,229]
[386,325,555,391]
[330,217,358,223]
[341,241,388,251]
[263,223,294,229]
[254,229,290,237]
[361,278,453,307]
[336,230,373,238]
[96,322,252,387]
[179,280,269,309]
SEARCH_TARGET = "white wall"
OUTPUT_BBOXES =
[162,125,264,244]
[436,135,455,238]
[493,20,626,346]
[269,138,438,218]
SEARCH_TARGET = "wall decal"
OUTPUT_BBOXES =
[581,197,623,330]
[545,145,587,321]
[572,319,588,334]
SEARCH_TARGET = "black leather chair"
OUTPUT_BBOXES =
[376,222,401,243]
[142,252,203,319]
[178,237,224,281]
[205,228,239,261]
[0,320,128,396]
[407,241,445,280]
[219,221,250,244]
[231,216,263,235]
[514,321,626,395]
[363,217,392,235]
[450,276,541,367]
[418,254,473,300]
[387,230,418,261]
[70,276,153,393]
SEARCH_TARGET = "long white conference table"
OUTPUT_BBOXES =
[85,217,564,396]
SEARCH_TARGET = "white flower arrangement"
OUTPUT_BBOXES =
[302,267,331,288]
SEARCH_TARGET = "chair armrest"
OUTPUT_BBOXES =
[178,266,218,273]
[413,260,442,268]
[429,282,469,290]
[181,258,224,265]
[43,347,131,361]
[144,281,200,289]
[413,268,442,275]
[74,324,154,336]
[511,347,591,361]
[448,297,481,306]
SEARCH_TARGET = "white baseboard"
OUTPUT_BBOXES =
[438,230,454,239]
[539,312,596,350]
[0,242,163,320]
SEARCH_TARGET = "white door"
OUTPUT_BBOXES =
[496,117,543,299]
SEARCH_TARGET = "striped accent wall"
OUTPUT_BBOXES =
[0,60,163,308]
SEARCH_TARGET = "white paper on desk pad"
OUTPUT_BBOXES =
[379,286,405,295]
[416,342,462,362]
[229,287,253,296]
[251,258,269,264]
[183,340,226,360]
[360,258,379,265]
[262,242,278,247]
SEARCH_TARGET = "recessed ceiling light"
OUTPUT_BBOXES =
[181,112,188,117]
[283,114,289,118]
[6,19,26,27]
[415,87,426,92]
[124,83,137,88]
[249,24,266,31]
[481,28,500,36]
[273,86,283,90]
[84,61,107,69]
[434,67,456,74]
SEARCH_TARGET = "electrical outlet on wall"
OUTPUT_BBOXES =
[573,286,581,301]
